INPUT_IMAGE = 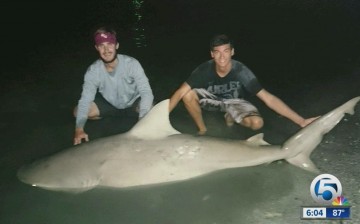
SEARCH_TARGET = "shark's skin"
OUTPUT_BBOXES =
[17,96,360,192]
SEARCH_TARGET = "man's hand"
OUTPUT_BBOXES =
[74,128,89,145]
[300,116,320,128]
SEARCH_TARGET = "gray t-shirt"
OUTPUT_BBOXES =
[186,59,262,99]
[76,54,154,128]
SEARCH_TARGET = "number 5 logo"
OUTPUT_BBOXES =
[310,174,342,205]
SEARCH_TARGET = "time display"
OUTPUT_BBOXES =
[302,207,326,219]
[301,206,351,220]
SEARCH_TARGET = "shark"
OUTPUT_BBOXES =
[17,96,360,192]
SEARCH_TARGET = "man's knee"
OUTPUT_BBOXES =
[73,102,100,119]
[251,117,264,130]
[182,90,199,105]
[242,116,263,130]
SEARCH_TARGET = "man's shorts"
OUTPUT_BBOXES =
[94,94,140,118]
[194,88,261,124]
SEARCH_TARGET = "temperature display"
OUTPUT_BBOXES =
[326,207,351,219]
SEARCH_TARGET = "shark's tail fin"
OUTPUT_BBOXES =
[282,96,360,173]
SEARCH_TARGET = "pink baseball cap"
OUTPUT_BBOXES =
[94,32,117,45]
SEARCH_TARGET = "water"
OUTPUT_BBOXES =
[1,1,360,223]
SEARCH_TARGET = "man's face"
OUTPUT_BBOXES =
[210,44,234,67]
[95,42,118,63]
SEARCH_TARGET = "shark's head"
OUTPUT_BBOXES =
[16,99,180,193]
[17,156,99,193]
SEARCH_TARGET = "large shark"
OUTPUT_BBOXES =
[17,96,360,192]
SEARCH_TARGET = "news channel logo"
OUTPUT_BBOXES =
[310,173,349,205]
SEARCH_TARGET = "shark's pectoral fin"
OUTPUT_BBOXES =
[286,155,320,173]
[246,133,270,146]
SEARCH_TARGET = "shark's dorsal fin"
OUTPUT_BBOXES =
[246,133,270,146]
[126,99,181,140]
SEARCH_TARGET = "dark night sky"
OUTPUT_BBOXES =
[2,0,360,49]
[1,1,133,75]
[2,0,360,86]
[3,1,359,41]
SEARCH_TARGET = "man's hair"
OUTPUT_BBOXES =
[210,34,233,51]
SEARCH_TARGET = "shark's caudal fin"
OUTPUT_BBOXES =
[126,99,181,139]
[283,96,360,173]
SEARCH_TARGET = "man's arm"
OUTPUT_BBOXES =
[256,89,318,127]
[169,82,192,112]
[74,66,99,145]
[131,60,154,118]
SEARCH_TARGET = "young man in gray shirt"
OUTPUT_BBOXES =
[169,34,318,135]
[73,26,154,145]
